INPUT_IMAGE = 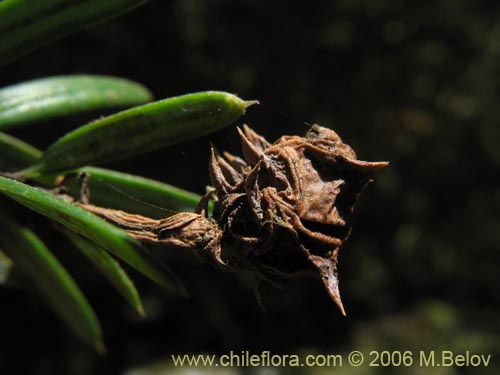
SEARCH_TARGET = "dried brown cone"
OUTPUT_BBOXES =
[81,124,388,315]
[204,124,388,315]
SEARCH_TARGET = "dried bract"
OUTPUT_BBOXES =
[82,124,388,314]
[203,124,388,314]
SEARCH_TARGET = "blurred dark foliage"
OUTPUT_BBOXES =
[1,0,499,374]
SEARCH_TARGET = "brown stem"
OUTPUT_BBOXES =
[78,203,222,253]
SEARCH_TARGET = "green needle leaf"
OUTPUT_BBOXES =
[21,91,258,178]
[0,176,186,295]
[0,133,205,217]
[65,167,204,218]
[0,208,104,351]
[0,75,153,131]
[64,230,145,317]
[0,0,151,66]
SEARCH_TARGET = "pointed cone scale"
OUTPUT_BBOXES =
[209,148,232,195]
[223,151,248,173]
[237,127,263,167]
[321,273,346,316]
[212,148,243,185]
[308,253,346,316]
[242,124,271,152]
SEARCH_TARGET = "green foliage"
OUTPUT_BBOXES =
[0,208,104,352]
[61,167,206,218]
[0,135,204,216]
[0,84,248,347]
[0,176,185,293]
[0,0,151,66]
[21,91,254,177]
[0,75,153,130]
[0,0,251,351]
[63,229,144,316]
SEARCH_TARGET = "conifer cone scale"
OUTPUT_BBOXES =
[204,125,388,314]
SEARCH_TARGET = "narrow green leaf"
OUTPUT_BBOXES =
[0,176,186,295]
[0,0,151,66]
[65,167,204,218]
[0,75,153,130]
[0,132,204,216]
[0,209,103,351]
[0,131,42,169]
[22,91,258,177]
[64,230,144,317]
[0,249,13,285]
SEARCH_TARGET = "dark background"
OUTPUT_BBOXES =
[1,0,499,374]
